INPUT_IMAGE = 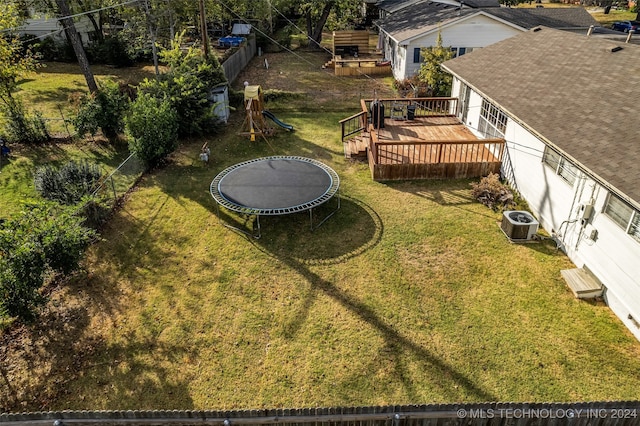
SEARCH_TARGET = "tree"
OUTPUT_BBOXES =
[138,33,226,136]
[272,0,361,48]
[55,0,98,93]
[417,32,454,97]
[0,1,50,143]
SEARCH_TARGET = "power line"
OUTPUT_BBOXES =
[2,0,142,34]
[268,1,377,80]
[217,0,329,75]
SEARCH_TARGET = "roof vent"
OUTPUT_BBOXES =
[611,46,623,52]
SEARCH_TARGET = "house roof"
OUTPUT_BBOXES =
[442,27,640,205]
[375,1,480,42]
[484,7,598,30]
[375,3,596,43]
[376,0,425,13]
[377,0,499,12]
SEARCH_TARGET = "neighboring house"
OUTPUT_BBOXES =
[442,27,640,341]
[18,11,95,45]
[375,1,598,80]
[376,0,499,19]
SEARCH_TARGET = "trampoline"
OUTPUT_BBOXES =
[210,156,340,238]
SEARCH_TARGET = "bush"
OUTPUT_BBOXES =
[0,203,95,322]
[0,98,49,144]
[72,79,128,139]
[138,36,227,137]
[471,173,515,211]
[89,36,132,67]
[34,160,103,205]
[392,77,429,98]
[125,93,179,167]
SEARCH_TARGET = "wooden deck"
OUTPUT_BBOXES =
[340,98,505,181]
[371,115,473,143]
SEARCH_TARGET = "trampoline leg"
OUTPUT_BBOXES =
[311,190,341,231]
[215,204,262,239]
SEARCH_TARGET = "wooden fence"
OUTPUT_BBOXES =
[221,34,256,84]
[332,30,371,55]
[2,402,639,426]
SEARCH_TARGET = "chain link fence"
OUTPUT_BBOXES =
[92,153,146,208]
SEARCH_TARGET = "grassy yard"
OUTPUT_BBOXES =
[0,62,156,218]
[2,51,640,412]
[14,62,160,135]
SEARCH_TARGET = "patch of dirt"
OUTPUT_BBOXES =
[232,48,396,106]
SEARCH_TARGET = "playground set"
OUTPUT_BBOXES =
[240,85,293,143]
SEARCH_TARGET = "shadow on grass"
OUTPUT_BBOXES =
[248,230,496,402]
[387,178,500,221]
[27,85,87,105]
[0,299,194,412]
[219,195,384,265]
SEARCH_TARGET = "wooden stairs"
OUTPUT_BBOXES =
[560,267,604,299]
[343,132,369,160]
[322,55,340,69]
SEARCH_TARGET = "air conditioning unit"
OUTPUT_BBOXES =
[500,210,539,241]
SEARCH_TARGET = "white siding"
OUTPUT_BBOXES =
[402,14,523,79]
[452,76,640,341]
[19,14,94,45]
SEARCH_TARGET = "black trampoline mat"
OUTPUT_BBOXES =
[217,158,333,210]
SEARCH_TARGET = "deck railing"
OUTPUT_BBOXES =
[341,97,458,143]
[371,139,505,166]
[362,97,458,119]
[369,138,505,180]
[339,110,368,142]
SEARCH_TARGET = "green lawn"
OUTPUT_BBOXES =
[2,51,640,412]
[14,62,160,135]
[1,62,153,218]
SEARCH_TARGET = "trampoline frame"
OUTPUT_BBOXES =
[210,156,341,238]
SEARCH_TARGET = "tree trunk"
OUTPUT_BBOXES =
[55,0,99,94]
[77,0,104,42]
[310,2,334,49]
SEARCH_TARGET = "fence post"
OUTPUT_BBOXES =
[58,105,71,138]
[110,176,117,201]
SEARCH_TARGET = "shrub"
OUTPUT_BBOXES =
[72,79,128,139]
[125,93,179,168]
[0,203,95,322]
[89,36,132,67]
[138,36,227,137]
[34,160,103,205]
[0,99,49,144]
[471,172,515,211]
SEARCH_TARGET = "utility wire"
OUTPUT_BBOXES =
[217,0,333,76]
[268,1,377,80]
[1,0,141,33]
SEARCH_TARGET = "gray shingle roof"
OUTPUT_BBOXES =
[376,3,597,43]
[375,2,481,42]
[485,7,598,29]
[442,27,640,205]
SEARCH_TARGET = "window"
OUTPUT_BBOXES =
[413,47,422,63]
[450,47,468,57]
[542,146,578,186]
[604,194,640,241]
[478,99,507,138]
